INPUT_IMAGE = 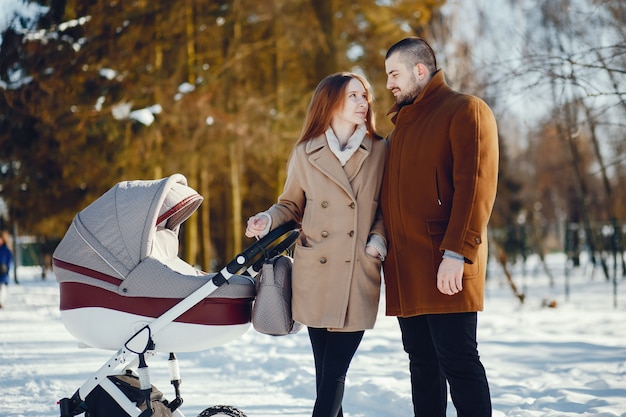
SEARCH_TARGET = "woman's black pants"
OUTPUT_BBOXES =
[398,312,491,417]
[307,327,364,417]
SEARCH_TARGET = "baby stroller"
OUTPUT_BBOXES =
[53,174,298,417]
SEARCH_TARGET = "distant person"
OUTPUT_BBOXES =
[0,230,15,308]
[245,71,387,417]
[381,37,499,417]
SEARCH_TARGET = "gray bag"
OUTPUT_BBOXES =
[252,255,302,336]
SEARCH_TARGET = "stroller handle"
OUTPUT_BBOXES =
[213,221,299,286]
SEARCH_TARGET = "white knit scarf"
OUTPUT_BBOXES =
[325,124,366,166]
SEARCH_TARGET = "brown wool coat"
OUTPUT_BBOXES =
[266,133,387,331]
[381,70,499,317]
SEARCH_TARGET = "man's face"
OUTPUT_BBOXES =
[385,52,421,107]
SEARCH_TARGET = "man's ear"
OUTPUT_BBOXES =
[415,63,427,80]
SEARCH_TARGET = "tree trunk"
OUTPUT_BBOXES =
[554,100,610,281]
[200,166,212,271]
[182,0,199,267]
[272,0,288,199]
[229,140,242,257]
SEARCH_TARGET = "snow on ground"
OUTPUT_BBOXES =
[1,253,625,417]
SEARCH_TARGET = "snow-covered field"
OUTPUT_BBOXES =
[1,253,625,417]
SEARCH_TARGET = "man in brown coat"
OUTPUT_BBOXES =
[381,37,499,417]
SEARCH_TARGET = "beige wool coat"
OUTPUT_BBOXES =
[266,133,387,331]
[381,70,499,317]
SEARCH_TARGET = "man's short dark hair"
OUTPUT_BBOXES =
[386,37,437,75]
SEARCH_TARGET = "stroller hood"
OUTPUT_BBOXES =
[54,173,203,280]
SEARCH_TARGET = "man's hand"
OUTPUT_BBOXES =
[437,257,464,295]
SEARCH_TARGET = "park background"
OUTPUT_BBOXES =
[1,0,624,279]
[0,1,625,416]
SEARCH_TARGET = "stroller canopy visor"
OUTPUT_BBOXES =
[62,173,203,279]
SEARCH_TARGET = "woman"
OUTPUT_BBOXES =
[245,72,387,417]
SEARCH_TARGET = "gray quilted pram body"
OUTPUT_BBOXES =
[53,173,255,352]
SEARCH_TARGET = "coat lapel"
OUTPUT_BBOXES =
[305,135,372,199]
[344,136,372,182]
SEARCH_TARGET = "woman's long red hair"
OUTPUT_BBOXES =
[296,72,382,145]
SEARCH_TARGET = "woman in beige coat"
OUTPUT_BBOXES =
[245,72,387,417]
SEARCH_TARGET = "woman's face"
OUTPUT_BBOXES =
[334,78,369,127]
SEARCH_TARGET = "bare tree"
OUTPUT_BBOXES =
[461,0,625,276]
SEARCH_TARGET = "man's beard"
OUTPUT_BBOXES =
[396,75,421,107]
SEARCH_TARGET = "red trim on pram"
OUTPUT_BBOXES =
[156,194,199,226]
[59,282,253,326]
[53,258,123,285]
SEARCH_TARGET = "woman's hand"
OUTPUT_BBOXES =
[245,214,269,238]
[365,245,380,259]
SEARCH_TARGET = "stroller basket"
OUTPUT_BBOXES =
[54,174,299,417]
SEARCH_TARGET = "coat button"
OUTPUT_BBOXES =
[474,237,481,244]
[349,202,355,208]
[321,201,329,208]
[321,231,329,238]
[319,257,327,264]
[348,230,354,237]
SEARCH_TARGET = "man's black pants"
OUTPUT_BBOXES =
[398,312,491,417]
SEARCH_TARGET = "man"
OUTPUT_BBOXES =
[381,37,499,417]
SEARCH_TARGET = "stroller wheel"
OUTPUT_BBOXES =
[197,405,247,417]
